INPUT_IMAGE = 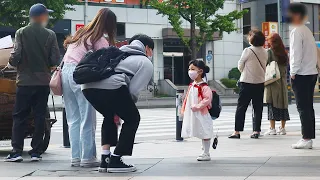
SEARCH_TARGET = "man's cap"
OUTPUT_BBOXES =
[29,3,53,17]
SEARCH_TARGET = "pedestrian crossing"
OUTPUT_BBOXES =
[50,107,320,141]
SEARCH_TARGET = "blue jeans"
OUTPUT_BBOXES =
[62,63,97,161]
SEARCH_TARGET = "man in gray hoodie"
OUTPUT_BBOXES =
[82,34,154,173]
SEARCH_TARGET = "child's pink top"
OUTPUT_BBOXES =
[181,82,212,115]
[63,37,109,65]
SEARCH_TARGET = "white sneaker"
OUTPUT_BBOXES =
[71,158,81,167]
[291,139,313,149]
[277,127,286,135]
[264,128,277,135]
[197,153,211,161]
[80,158,100,168]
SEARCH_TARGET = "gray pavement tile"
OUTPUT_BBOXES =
[246,177,320,180]
[22,178,131,180]
[135,158,260,177]
[131,177,246,180]
[0,178,19,180]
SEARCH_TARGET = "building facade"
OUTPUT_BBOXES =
[0,1,244,86]
[63,0,244,85]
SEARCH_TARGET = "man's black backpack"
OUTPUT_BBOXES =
[198,83,222,118]
[73,46,144,85]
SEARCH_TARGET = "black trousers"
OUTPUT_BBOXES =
[292,75,317,139]
[12,86,50,154]
[83,86,140,156]
[235,82,264,132]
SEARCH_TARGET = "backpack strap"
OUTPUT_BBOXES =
[194,83,208,99]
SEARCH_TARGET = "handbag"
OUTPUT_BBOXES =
[265,50,281,86]
[49,61,64,96]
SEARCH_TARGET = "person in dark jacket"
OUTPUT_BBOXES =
[5,3,60,162]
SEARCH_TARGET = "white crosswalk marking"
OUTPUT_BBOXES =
[51,107,320,141]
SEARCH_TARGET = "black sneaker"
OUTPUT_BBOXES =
[107,155,137,173]
[30,153,42,162]
[98,154,111,173]
[5,153,23,162]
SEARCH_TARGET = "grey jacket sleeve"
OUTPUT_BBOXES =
[9,29,22,67]
[129,58,154,103]
[49,32,60,67]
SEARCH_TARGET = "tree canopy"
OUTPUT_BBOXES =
[0,0,79,28]
[149,0,247,59]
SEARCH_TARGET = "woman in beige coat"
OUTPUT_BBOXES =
[264,33,290,136]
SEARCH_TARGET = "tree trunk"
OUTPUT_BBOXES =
[190,13,197,60]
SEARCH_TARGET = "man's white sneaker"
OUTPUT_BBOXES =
[277,127,286,135]
[291,139,313,149]
[264,128,277,135]
[197,153,211,161]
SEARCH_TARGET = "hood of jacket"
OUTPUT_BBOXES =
[120,40,146,55]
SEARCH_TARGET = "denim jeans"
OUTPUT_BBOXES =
[62,63,97,161]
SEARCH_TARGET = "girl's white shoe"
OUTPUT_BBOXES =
[264,128,277,135]
[277,127,286,135]
[197,153,211,161]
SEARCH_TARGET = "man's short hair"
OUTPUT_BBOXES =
[129,34,154,50]
[288,3,307,19]
[249,29,265,47]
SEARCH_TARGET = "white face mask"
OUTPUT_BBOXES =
[147,48,153,61]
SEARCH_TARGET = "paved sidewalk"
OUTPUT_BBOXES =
[1,133,320,180]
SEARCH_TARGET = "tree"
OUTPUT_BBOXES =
[0,0,79,28]
[148,0,247,60]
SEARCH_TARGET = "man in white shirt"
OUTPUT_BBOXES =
[289,3,318,149]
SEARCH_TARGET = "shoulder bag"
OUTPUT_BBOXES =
[49,61,64,96]
[264,49,280,86]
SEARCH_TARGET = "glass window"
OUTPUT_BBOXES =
[243,8,251,35]
[265,3,278,22]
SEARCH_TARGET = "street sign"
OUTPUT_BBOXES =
[76,24,84,31]
[206,50,213,64]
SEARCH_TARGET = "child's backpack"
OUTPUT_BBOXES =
[198,83,222,119]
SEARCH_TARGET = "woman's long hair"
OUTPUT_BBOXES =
[267,33,288,65]
[64,8,117,50]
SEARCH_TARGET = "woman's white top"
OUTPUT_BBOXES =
[238,46,268,84]
[181,82,213,139]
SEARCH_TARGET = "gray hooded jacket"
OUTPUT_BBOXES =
[81,40,154,102]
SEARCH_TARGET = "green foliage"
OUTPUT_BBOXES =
[228,67,241,80]
[220,78,239,94]
[0,0,79,28]
[148,0,247,58]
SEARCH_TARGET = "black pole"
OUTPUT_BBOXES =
[62,108,70,148]
[176,89,184,141]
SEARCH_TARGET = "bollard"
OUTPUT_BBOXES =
[176,89,184,141]
[62,107,70,148]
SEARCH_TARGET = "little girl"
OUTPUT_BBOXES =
[181,60,213,161]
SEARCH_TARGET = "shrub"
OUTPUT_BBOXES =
[228,68,241,80]
[220,78,240,94]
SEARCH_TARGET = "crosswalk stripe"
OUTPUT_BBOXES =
[50,109,320,140]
